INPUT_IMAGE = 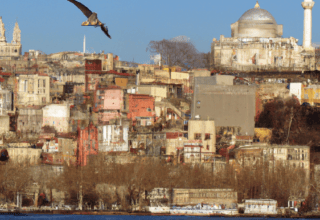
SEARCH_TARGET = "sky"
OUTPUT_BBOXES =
[1,0,320,63]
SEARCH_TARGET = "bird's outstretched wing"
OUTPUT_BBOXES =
[101,26,112,39]
[68,0,93,18]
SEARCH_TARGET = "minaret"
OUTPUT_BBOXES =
[83,35,86,54]
[12,21,21,44]
[302,0,315,50]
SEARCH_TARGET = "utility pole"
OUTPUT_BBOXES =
[286,107,294,144]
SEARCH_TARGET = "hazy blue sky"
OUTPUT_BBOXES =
[1,0,320,63]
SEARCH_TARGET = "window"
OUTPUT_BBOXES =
[147,108,151,112]
[43,79,46,88]
[207,145,209,150]
[316,93,319,99]
[194,133,201,140]
[24,80,27,92]
[302,150,304,160]
[53,121,55,125]
[205,133,211,140]
[304,94,309,99]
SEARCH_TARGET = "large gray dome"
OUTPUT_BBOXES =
[239,8,276,23]
[231,1,283,38]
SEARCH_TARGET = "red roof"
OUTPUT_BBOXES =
[166,132,183,139]
[0,72,11,76]
[107,85,122,90]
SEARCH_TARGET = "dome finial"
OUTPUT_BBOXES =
[254,1,260,9]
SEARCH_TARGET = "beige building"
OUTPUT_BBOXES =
[172,189,237,208]
[211,2,315,72]
[5,144,41,165]
[0,116,9,135]
[188,120,216,154]
[17,73,50,106]
[129,85,168,102]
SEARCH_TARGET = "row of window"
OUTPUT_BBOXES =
[194,133,211,140]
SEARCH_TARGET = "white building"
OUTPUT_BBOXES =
[0,89,12,116]
[98,122,129,152]
[42,103,71,133]
[244,199,278,214]
[289,83,302,104]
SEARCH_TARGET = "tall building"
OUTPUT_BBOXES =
[0,18,22,57]
[211,1,315,72]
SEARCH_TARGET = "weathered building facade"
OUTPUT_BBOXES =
[42,103,70,133]
[98,121,129,152]
[16,73,50,106]
[172,188,237,208]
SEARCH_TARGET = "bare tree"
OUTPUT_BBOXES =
[147,37,208,71]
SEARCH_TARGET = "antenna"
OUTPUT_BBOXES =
[83,35,86,54]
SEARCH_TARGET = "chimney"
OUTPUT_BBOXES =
[136,69,140,86]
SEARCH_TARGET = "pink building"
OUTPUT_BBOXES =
[94,86,124,123]
[104,87,123,110]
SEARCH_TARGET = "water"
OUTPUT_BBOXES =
[0,215,317,220]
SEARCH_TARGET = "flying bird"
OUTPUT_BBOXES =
[67,0,111,39]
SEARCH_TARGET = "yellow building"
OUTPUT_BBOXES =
[188,120,216,155]
[5,143,42,165]
[301,85,320,106]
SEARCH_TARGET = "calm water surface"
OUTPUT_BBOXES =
[0,215,317,220]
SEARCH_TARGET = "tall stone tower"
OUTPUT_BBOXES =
[12,21,21,44]
[302,0,315,50]
[0,17,6,42]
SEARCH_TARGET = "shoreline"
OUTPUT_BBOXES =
[0,210,319,218]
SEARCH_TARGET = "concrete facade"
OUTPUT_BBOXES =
[192,81,256,136]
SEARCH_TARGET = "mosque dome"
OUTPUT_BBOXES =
[231,1,283,38]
